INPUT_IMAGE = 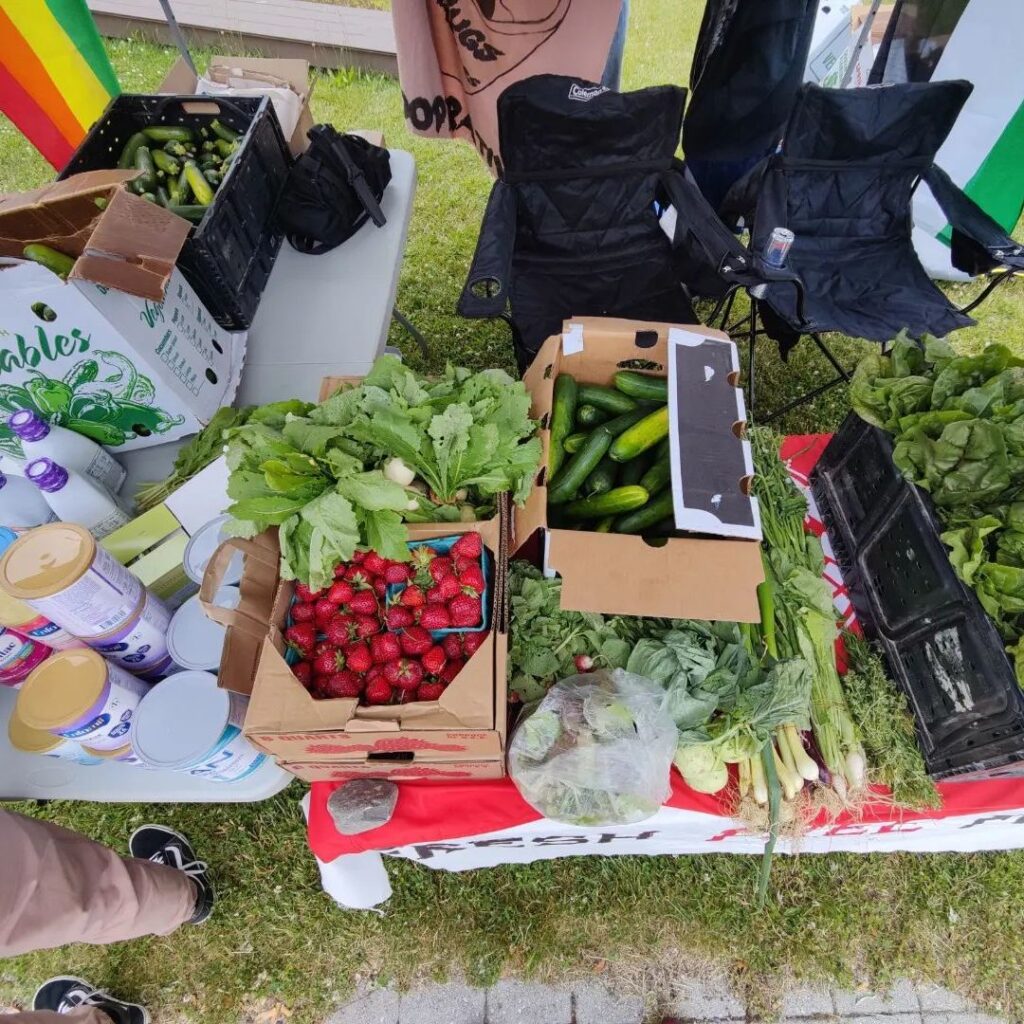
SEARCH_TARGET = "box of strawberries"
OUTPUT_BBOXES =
[200,506,510,781]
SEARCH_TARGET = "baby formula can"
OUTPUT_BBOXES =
[0,626,51,686]
[166,586,240,672]
[15,648,151,751]
[88,589,171,676]
[132,670,265,782]
[0,524,156,639]
[7,707,101,764]
[81,742,144,766]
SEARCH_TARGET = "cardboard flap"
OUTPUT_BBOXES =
[200,534,277,635]
[548,528,762,621]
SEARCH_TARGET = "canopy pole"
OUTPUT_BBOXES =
[840,0,882,88]
[157,0,198,76]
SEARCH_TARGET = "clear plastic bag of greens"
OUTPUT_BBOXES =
[508,669,678,826]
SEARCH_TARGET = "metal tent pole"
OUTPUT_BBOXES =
[840,0,882,88]
[157,0,197,76]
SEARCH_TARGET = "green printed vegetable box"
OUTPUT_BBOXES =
[0,171,244,454]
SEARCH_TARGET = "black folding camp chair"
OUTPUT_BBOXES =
[720,81,1024,422]
[457,75,788,372]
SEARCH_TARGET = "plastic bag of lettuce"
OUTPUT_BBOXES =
[508,669,677,826]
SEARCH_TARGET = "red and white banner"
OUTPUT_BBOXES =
[307,435,1024,906]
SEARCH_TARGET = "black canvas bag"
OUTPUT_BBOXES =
[276,125,391,254]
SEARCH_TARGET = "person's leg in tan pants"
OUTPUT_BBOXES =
[0,811,216,1023]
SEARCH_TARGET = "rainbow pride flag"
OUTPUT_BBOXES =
[0,0,119,170]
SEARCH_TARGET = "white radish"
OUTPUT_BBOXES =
[383,457,416,487]
[784,724,820,782]
[738,757,751,799]
[846,748,867,790]
[773,744,800,801]
[459,505,476,522]
[751,752,768,806]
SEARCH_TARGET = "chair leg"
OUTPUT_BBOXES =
[756,332,852,423]
[810,333,852,382]
[713,288,738,330]
[958,270,1015,316]
[392,307,428,358]
[746,301,757,419]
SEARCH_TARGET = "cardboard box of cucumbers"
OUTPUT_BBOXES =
[518,318,763,622]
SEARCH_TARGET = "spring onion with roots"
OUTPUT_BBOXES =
[752,428,866,799]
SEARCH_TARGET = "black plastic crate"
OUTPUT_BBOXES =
[60,93,290,330]
[812,412,1024,780]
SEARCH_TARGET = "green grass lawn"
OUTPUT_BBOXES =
[3,5,1024,1023]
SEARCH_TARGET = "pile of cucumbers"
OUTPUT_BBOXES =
[116,120,242,223]
[547,370,675,535]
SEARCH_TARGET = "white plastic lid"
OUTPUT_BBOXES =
[166,585,240,671]
[132,670,229,770]
[183,515,244,585]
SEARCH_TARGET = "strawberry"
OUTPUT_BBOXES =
[399,625,433,656]
[458,565,486,597]
[421,644,447,676]
[314,646,344,676]
[452,554,475,576]
[343,565,373,589]
[292,660,313,687]
[416,681,446,701]
[285,622,317,658]
[323,670,363,698]
[462,630,488,657]
[419,605,451,630]
[383,657,424,691]
[429,556,454,582]
[366,664,383,683]
[411,545,439,572]
[429,576,460,602]
[290,601,315,623]
[344,641,373,674]
[385,606,415,630]
[373,578,388,598]
[362,551,389,577]
[350,550,366,564]
[294,582,321,603]
[354,614,382,638]
[327,580,354,605]
[370,633,402,664]
[348,590,378,616]
[442,633,464,660]
[313,640,335,659]
[400,585,426,608]
[314,597,339,625]
[426,585,446,605]
[439,658,465,684]
[365,678,394,704]
[451,532,482,559]
[574,654,595,673]
[398,688,419,704]
[383,562,412,584]
[313,674,333,698]
[333,562,349,579]
[320,615,347,646]
[448,593,481,627]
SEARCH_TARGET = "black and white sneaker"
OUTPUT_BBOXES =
[128,824,215,925]
[32,976,149,1024]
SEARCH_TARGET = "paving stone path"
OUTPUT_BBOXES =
[326,976,1001,1024]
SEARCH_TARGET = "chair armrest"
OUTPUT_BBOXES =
[924,164,1024,276]
[457,181,518,319]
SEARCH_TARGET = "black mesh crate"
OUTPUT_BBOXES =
[60,94,291,330]
[811,413,1024,780]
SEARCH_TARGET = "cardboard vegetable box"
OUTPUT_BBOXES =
[200,511,510,783]
[0,171,245,455]
[519,317,764,621]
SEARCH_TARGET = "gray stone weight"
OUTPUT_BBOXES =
[327,778,399,835]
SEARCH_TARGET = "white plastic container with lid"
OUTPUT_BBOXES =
[0,470,57,528]
[166,585,240,672]
[15,648,151,751]
[25,458,129,539]
[184,515,243,586]
[81,742,145,766]
[8,409,126,494]
[132,670,265,782]
[8,707,101,765]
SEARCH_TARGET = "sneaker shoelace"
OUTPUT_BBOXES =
[150,842,208,883]
[58,985,106,1013]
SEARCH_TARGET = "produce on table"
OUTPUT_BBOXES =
[508,668,678,826]
[850,334,1024,684]
[840,632,940,809]
[286,537,491,704]
[546,371,673,537]
[135,405,253,511]
[22,244,74,280]
[752,427,866,799]
[224,356,541,590]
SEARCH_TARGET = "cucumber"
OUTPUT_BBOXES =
[117,131,148,169]
[583,457,617,496]
[613,490,675,533]
[594,516,615,533]
[610,406,670,462]
[143,126,194,143]
[654,435,672,461]
[22,243,74,280]
[640,457,671,495]
[601,408,650,437]
[564,486,650,520]
[614,370,668,401]
[183,160,214,205]
[563,432,588,455]
[548,374,578,480]
[133,145,156,192]
[156,186,171,207]
[577,383,638,415]
[575,403,607,428]
[620,450,653,486]
[151,148,180,176]
[166,204,207,224]
[211,119,240,143]
[548,428,613,505]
